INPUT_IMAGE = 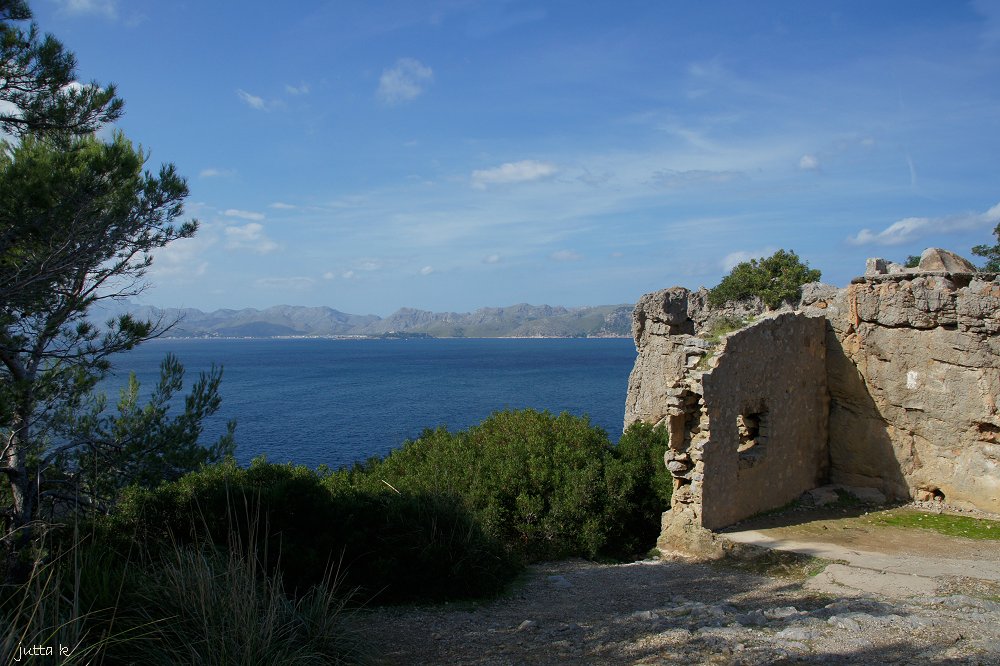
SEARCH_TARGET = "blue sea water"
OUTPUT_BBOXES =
[103,337,638,470]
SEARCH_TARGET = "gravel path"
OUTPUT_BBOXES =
[353,556,1000,665]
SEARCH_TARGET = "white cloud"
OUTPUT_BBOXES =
[224,222,279,253]
[358,260,381,271]
[223,209,265,221]
[471,160,558,189]
[849,202,1000,246]
[342,270,356,279]
[236,89,267,110]
[56,0,117,18]
[419,265,434,275]
[149,234,214,280]
[484,254,501,264]
[322,271,335,280]
[268,202,297,210]
[285,83,309,95]
[377,58,433,105]
[799,154,820,171]
[550,249,582,262]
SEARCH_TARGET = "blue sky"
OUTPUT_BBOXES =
[30,0,1000,315]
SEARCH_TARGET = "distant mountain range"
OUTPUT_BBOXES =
[91,302,635,339]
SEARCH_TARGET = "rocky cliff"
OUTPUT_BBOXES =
[625,248,1000,554]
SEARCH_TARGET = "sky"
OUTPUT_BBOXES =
[27,0,1000,316]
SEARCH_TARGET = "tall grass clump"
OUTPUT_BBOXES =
[0,550,109,664]
[0,526,367,664]
[129,543,359,665]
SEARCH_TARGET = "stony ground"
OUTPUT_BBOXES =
[352,507,1000,665]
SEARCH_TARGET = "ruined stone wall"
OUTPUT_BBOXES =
[700,314,828,529]
[626,291,826,552]
[626,250,1000,555]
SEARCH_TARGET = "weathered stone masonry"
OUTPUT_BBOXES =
[625,250,1000,556]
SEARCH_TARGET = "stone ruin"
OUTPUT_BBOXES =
[624,248,1000,556]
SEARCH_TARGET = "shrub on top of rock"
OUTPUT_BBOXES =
[708,249,821,310]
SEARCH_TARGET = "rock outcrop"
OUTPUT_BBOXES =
[626,249,1000,556]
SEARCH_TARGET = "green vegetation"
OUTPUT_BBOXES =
[100,411,671,604]
[865,509,1000,540]
[103,459,516,604]
[335,411,671,563]
[904,254,921,268]
[972,222,1000,271]
[0,529,365,664]
[708,249,821,309]
[702,316,753,344]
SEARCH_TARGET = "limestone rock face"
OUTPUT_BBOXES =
[825,272,1000,511]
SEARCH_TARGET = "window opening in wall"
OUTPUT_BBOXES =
[737,409,768,469]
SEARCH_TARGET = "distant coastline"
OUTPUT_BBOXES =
[94,301,635,340]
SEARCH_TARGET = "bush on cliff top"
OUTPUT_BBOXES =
[708,249,820,309]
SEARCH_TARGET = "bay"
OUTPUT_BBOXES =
[104,337,638,470]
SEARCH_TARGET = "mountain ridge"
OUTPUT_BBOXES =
[91,302,635,338]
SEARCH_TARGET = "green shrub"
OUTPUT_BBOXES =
[332,410,671,563]
[90,409,673,608]
[708,249,821,309]
[603,421,672,559]
[101,460,516,605]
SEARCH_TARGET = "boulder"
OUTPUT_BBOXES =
[918,248,979,273]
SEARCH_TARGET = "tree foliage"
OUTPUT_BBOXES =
[972,222,1000,272]
[0,133,226,541]
[708,249,821,309]
[0,3,230,565]
[0,0,122,138]
[69,354,235,507]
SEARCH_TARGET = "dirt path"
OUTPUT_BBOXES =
[353,507,1000,665]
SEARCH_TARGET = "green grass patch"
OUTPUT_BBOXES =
[865,509,1000,540]
[701,316,751,345]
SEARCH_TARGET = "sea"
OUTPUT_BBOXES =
[103,337,638,470]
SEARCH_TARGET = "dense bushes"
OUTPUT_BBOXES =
[708,249,820,309]
[94,410,670,606]
[331,410,671,562]
[101,460,515,604]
